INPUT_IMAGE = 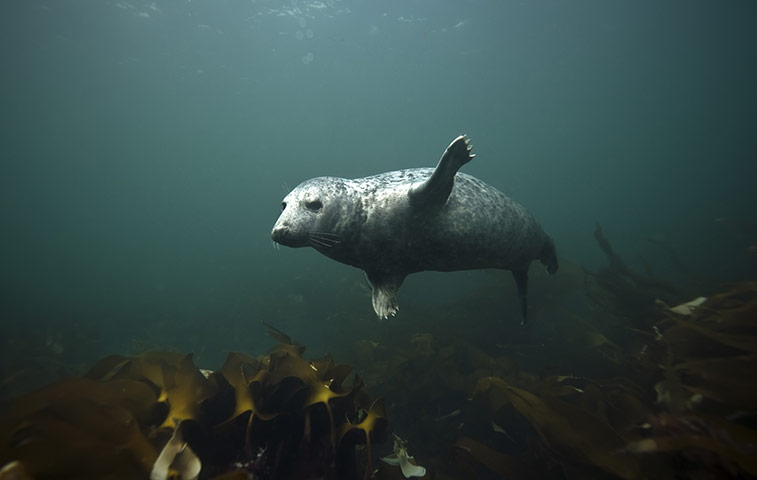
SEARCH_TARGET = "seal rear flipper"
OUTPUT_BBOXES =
[408,135,474,209]
[365,271,406,320]
[511,269,529,325]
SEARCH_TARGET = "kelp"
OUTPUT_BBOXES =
[150,420,201,480]
[0,377,159,479]
[609,281,757,477]
[2,229,755,480]
[338,398,389,479]
[451,436,539,480]
[365,242,754,480]
[626,412,757,476]
[95,352,219,429]
[0,330,387,480]
[0,461,32,480]
[586,224,691,321]
[374,238,757,479]
[472,377,642,479]
[651,283,757,410]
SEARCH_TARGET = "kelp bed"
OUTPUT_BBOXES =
[357,279,757,479]
[0,328,389,480]
[1,228,756,479]
[351,226,757,479]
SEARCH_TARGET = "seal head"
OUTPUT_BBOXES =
[272,135,558,323]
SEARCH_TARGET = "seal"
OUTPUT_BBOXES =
[271,135,558,323]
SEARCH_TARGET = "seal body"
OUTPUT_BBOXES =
[271,135,558,322]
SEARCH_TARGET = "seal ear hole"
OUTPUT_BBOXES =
[306,200,323,212]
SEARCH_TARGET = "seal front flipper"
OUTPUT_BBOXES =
[365,271,406,319]
[511,268,529,325]
[409,135,474,208]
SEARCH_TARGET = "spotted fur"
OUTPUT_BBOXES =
[271,135,558,322]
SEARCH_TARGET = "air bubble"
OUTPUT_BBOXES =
[301,52,314,64]
[305,29,313,38]
[295,30,304,40]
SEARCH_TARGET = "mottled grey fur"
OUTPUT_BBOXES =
[271,135,558,322]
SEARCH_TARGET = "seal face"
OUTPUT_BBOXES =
[271,135,558,322]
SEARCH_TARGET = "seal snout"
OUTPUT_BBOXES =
[271,224,289,243]
[271,222,307,248]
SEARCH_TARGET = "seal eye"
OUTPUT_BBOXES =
[306,200,323,212]
[281,202,287,211]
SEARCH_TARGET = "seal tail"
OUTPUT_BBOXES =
[539,236,559,275]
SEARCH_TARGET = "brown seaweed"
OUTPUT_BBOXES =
[359,237,757,479]
[0,339,387,480]
[472,376,642,479]
[587,223,689,320]
[2,227,755,480]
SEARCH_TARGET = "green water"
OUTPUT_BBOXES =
[1,0,755,368]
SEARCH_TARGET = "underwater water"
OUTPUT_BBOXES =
[1,1,756,479]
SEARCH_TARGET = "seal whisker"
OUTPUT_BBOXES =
[310,236,341,246]
[310,232,342,244]
[311,231,342,239]
[309,237,333,249]
[310,238,341,248]
[309,235,339,247]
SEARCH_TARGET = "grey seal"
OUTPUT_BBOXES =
[271,135,558,323]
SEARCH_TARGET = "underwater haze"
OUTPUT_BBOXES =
[1,0,756,368]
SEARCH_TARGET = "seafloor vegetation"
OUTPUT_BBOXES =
[1,226,755,479]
